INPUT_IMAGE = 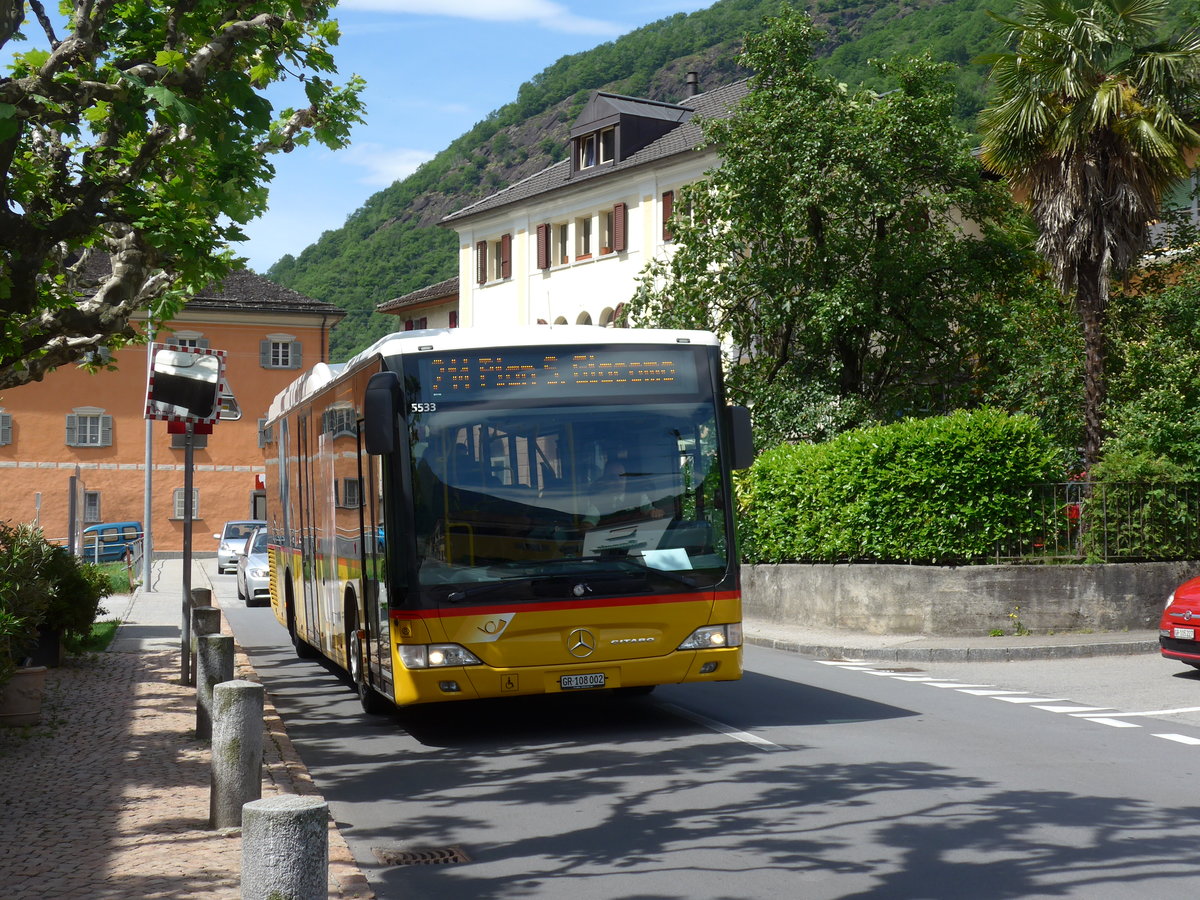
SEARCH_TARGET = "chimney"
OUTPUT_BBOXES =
[685,71,699,98]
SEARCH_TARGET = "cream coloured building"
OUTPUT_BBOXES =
[437,79,748,329]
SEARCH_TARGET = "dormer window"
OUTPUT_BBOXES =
[577,127,615,170]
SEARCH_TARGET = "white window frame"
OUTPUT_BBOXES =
[67,407,112,448]
[575,215,593,258]
[172,488,200,520]
[83,490,101,524]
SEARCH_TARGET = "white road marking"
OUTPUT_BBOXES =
[1032,705,1113,714]
[1068,706,1200,718]
[659,703,782,751]
[1081,717,1142,728]
[923,682,994,689]
[1154,734,1200,746]
[993,696,1070,704]
[957,689,1026,696]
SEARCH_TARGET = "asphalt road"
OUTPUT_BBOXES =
[211,568,1200,900]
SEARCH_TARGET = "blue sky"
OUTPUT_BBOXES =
[238,0,714,272]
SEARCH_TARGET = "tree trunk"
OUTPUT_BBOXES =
[1075,259,1107,471]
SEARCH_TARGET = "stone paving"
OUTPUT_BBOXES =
[0,629,373,898]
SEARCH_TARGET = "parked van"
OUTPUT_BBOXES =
[81,521,142,563]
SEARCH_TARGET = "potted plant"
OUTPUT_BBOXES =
[0,522,112,725]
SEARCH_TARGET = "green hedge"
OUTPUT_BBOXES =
[738,409,1059,563]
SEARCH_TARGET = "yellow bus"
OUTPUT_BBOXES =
[263,326,754,712]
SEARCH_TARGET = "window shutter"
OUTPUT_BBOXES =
[99,415,113,447]
[65,414,78,446]
[404,319,414,331]
[662,191,674,241]
[417,317,428,330]
[0,413,10,445]
[613,203,627,253]
[260,340,271,367]
[536,224,550,269]
[290,341,302,370]
[476,241,487,284]
[449,311,459,329]
[500,234,512,280]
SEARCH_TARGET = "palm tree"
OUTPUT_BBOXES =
[978,0,1200,468]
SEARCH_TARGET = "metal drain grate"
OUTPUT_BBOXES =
[373,846,471,866]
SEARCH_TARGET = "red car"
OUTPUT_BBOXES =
[1160,576,1200,669]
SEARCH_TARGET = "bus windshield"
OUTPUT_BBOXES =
[406,398,729,592]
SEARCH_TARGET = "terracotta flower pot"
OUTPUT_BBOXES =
[0,665,47,726]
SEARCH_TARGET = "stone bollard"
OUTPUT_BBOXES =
[195,633,234,740]
[187,589,214,686]
[191,606,221,687]
[210,679,264,830]
[241,796,329,900]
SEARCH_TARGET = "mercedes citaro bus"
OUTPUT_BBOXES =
[263,326,753,712]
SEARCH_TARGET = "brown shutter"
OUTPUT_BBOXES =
[501,233,512,280]
[662,191,674,241]
[536,224,550,269]
[612,203,627,253]
[476,240,487,284]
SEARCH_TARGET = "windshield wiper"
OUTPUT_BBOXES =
[577,557,697,591]
[445,576,532,603]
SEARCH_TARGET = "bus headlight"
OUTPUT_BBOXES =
[398,643,483,669]
[678,623,742,651]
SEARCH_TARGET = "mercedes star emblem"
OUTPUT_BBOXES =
[567,628,596,658]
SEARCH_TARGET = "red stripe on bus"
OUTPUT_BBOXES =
[388,590,740,620]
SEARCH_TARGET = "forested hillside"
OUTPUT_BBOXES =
[266,0,1192,359]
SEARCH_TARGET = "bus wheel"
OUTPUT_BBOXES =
[288,604,318,660]
[349,625,392,716]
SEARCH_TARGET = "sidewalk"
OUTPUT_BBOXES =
[0,556,373,900]
[0,559,1161,899]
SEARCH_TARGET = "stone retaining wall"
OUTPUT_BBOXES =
[741,561,1200,635]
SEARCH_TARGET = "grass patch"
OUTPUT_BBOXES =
[64,619,121,655]
[92,561,132,595]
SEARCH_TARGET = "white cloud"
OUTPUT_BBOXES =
[338,0,620,36]
[342,144,437,186]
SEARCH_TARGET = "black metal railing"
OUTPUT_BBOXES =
[994,481,1200,563]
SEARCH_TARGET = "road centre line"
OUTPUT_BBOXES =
[659,702,782,752]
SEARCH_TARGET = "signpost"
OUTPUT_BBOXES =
[144,344,228,684]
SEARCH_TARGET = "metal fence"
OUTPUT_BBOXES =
[994,481,1200,563]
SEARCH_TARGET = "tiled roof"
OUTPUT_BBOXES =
[187,269,345,318]
[442,79,750,225]
[76,252,343,317]
[376,276,459,314]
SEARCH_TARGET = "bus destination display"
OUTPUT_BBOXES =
[417,348,701,403]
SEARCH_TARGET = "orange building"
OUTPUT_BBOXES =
[0,270,343,554]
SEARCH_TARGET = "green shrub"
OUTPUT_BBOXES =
[0,523,112,680]
[739,409,1058,563]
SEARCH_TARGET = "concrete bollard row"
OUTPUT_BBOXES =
[187,589,214,686]
[195,633,234,739]
[241,796,329,900]
[210,679,264,829]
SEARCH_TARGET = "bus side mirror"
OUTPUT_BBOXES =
[364,371,402,455]
[727,405,754,470]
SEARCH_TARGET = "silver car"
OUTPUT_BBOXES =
[214,519,264,574]
[236,527,270,606]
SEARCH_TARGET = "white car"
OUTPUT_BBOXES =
[214,519,264,574]
[236,527,271,607]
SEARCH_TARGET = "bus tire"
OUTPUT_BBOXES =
[287,600,318,661]
[349,624,391,716]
